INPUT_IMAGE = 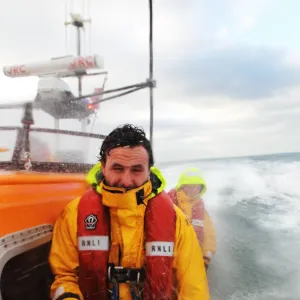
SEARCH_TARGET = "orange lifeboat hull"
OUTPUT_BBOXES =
[0,172,89,237]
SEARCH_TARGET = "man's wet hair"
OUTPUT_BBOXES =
[99,124,154,167]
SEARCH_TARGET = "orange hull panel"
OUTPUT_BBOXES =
[0,172,89,237]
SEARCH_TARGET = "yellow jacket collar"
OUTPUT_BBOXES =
[98,179,152,210]
[86,162,167,201]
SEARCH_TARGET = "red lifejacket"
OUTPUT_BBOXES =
[77,187,176,300]
[168,188,205,246]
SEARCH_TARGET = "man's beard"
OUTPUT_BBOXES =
[103,179,148,191]
[103,179,136,191]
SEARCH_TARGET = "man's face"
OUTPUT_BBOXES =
[102,145,150,190]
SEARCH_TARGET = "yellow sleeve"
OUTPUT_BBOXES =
[203,210,217,261]
[48,198,83,300]
[173,206,210,300]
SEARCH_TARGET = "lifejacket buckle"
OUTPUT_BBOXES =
[107,263,145,284]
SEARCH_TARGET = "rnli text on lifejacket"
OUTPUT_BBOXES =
[78,236,109,251]
[146,241,174,257]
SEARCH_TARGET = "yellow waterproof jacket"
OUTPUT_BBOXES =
[49,164,210,300]
[169,193,217,265]
[172,168,217,264]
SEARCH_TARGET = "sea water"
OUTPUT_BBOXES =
[159,152,300,300]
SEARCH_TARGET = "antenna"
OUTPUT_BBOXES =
[64,0,92,94]
[64,0,92,132]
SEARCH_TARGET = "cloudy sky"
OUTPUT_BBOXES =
[0,0,300,163]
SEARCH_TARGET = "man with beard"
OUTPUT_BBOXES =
[49,124,210,300]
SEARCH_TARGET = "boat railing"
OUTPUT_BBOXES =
[0,126,106,173]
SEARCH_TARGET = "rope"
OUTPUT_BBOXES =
[102,74,108,90]
[111,279,119,300]
[90,73,108,133]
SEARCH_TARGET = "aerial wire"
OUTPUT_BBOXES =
[82,0,86,55]
[88,0,92,54]
[148,0,154,148]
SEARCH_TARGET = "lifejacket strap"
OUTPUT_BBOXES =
[203,256,211,266]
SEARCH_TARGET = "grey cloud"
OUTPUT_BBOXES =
[165,45,300,100]
[232,105,300,133]
[256,96,300,115]
[152,117,205,139]
[150,105,300,161]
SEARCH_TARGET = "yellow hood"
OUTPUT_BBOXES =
[176,167,207,197]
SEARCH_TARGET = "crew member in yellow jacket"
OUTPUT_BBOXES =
[168,168,217,270]
[49,124,210,300]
